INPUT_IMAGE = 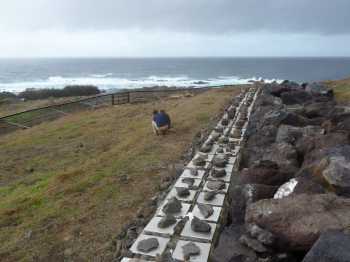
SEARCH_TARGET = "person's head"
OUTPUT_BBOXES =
[153,110,158,116]
[160,109,166,114]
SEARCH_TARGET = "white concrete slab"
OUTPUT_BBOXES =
[203,180,229,193]
[166,188,197,202]
[174,177,202,189]
[180,219,217,241]
[181,169,205,180]
[157,201,191,218]
[172,240,211,262]
[130,234,170,257]
[192,205,222,223]
[196,192,225,206]
[144,216,180,235]
[121,258,153,262]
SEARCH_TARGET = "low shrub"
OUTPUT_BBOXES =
[18,85,101,100]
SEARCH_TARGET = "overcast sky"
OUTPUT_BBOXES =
[1,0,350,57]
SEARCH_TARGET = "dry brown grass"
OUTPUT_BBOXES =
[0,86,241,261]
[324,77,350,102]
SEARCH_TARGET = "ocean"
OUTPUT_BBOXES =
[1,57,350,93]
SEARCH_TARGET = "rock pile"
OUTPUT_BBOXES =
[211,81,350,262]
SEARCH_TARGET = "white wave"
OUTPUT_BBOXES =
[0,75,282,93]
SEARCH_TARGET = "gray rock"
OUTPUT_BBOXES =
[217,147,224,153]
[246,224,275,246]
[182,242,201,259]
[239,234,268,253]
[158,215,177,228]
[214,126,224,133]
[210,225,257,262]
[211,132,221,141]
[193,156,206,167]
[207,180,226,191]
[198,203,214,218]
[212,168,227,178]
[137,238,159,252]
[191,216,211,233]
[204,191,217,201]
[231,129,242,139]
[213,157,227,168]
[322,156,350,196]
[162,197,182,214]
[219,136,229,144]
[188,168,198,176]
[200,144,212,153]
[303,231,350,262]
[182,177,195,187]
[176,187,190,197]
[221,118,229,126]
[246,194,350,251]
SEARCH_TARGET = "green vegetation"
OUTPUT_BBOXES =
[324,77,350,102]
[0,86,241,261]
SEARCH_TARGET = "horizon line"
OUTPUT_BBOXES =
[1,56,350,59]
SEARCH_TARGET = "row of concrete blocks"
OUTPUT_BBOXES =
[122,87,260,262]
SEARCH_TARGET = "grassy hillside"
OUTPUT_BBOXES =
[0,86,241,261]
[324,77,350,102]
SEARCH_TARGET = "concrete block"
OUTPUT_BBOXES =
[121,258,153,262]
[180,219,217,241]
[172,240,211,262]
[144,216,180,236]
[196,192,225,206]
[130,234,169,257]
[192,204,222,223]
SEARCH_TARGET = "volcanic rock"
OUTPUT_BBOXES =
[193,156,206,167]
[137,238,159,253]
[162,197,182,214]
[176,187,190,197]
[207,180,226,191]
[302,231,350,262]
[158,215,177,228]
[197,203,214,218]
[182,177,195,187]
[191,216,211,233]
[246,194,350,251]
[213,157,227,168]
[200,144,212,153]
[204,191,217,201]
[182,242,201,259]
[212,168,226,178]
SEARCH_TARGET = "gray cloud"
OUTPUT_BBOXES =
[1,0,350,35]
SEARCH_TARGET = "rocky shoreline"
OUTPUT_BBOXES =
[212,81,350,262]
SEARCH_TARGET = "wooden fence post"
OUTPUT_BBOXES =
[111,94,115,105]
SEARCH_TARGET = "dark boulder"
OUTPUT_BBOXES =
[182,242,201,259]
[239,160,291,186]
[302,231,350,262]
[246,194,350,251]
[210,225,257,262]
[280,90,312,105]
[305,82,333,97]
[242,184,278,204]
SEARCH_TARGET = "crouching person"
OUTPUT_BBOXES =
[152,109,171,135]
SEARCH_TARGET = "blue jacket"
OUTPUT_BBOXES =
[154,112,171,127]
